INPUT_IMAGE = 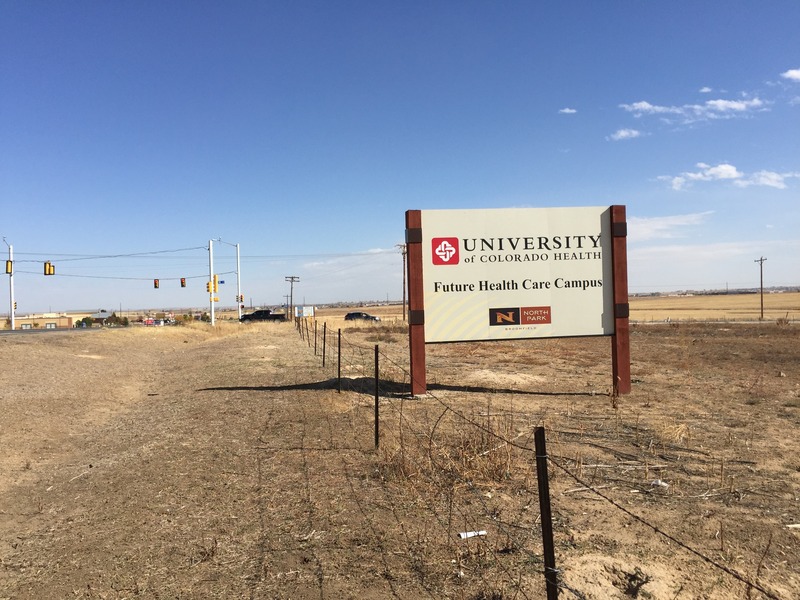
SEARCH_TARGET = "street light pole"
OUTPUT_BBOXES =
[216,239,243,321]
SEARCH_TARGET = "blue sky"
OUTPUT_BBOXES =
[2,1,798,314]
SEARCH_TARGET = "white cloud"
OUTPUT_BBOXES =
[607,128,642,141]
[693,162,742,180]
[703,98,764,112]
[627,212,713,243]
[299,248,404,303]
[620,100,683,116]
[781,68,800,82]
[659,163,800,191]
[699,86,713,93]
[658,162,743,190]
[733,170,800,189]
[620,96,766,124]
[628,239,800,291]
[558,107,577,114]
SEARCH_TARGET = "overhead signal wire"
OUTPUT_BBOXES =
[11,269,237,282]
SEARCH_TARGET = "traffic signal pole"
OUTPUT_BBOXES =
[3,238,14,331]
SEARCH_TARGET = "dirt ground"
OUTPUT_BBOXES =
[0,311,798,599]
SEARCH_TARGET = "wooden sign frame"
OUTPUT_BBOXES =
[405,205,630,396]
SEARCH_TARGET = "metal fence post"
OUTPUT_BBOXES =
[374,344,379,449]
[337,329,342,393]
[535,427,559,599]
[322,322,327,368]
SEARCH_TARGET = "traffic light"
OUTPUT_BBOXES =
[206,281,212,292]
[44,261,55,275]
[154,279,160,289]
[180,278,186,288]
[213,274,219,293]
[13,301,17,310]
[5,260,11,274]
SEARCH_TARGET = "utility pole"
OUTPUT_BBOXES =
[235,243,242,321]
[755,256,767,321]
[396,243,407,321]
[3,237,14,330]
[285,276,299,319]
[209,239,215,326]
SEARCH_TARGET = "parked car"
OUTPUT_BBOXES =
[240,309,287,322]
[344,311,381,322]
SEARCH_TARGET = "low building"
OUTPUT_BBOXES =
[8,313,74,330]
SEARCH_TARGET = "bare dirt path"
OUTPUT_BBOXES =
[1,325,454,599]
[2,320,799,599]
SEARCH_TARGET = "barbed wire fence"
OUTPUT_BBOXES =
[293,317,786,600]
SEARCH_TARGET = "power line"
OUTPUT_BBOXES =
[245,249,397,259]
[12,246,207,262]
[13,248,397,262]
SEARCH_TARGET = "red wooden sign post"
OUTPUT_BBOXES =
[406,210,427,396]
[610,205,631,395]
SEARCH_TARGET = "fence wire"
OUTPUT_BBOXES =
[295,318,787,600]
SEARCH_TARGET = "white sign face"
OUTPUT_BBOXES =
[421,206,615,343]
[295,306,316,318]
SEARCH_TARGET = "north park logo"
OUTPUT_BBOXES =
[489,306,552,326]
[431,237,459,265]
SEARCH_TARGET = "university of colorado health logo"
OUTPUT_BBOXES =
[431,237,459,265]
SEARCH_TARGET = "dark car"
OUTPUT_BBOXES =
[344,311,381,322]
[240,309,287,322]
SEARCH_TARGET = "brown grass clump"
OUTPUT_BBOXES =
[379,404,526,487]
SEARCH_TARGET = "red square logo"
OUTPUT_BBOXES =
[431,237,459,265]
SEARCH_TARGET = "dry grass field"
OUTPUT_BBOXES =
[219,291,800,326]
[628,291,800,323]
[1,294,798,599]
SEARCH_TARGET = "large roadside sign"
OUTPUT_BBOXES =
[420,206,615,343]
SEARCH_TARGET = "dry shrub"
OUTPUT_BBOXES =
[379,406,524,487]
[656,422,691,446]
[379,442,421,481]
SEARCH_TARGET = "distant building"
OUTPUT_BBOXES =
[8,314,74,330]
